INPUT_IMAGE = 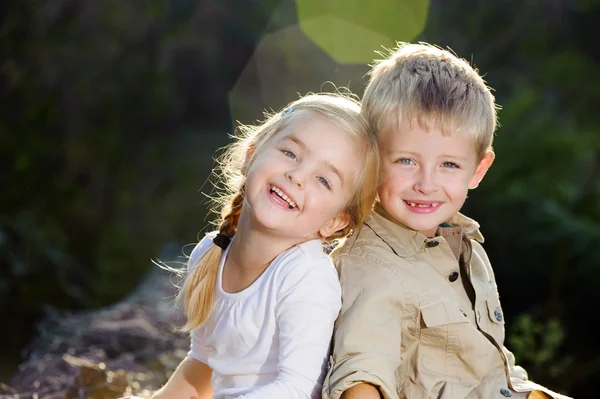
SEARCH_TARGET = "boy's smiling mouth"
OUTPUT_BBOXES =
[269,184,297,209]
[404,200,441,208]
[403,200,442,213]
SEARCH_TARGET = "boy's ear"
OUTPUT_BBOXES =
[319,212,351,238]
[469,150,495,189]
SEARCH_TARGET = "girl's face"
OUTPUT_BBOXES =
[243,111,361,242]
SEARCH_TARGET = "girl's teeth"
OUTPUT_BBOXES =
[271,186,296,208]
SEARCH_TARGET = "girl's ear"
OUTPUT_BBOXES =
[319,212,351,238]
[241,146,255,175]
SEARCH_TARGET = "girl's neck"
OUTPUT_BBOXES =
[226,211,316,271]
[228,223,293,272]
[220,209,318,293]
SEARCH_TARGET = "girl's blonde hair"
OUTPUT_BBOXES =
[178,93,379,331]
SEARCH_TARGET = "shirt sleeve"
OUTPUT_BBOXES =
[186,232,217,364]
[189,326,212,364]
[235,257,342,399]
[323,254,402,399]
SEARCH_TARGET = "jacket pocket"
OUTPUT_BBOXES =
[418,300,472,379]
[486,297,504,324]
[420,300,470,327]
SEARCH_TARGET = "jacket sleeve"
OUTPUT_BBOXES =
[474,242,573,399]
[503,346,573,399]
[323,254,402,399]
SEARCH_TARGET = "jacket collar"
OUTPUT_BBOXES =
[363,202,484,258]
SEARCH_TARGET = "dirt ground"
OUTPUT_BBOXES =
[0,267,187,399]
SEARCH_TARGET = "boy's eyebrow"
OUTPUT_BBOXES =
[389,149,469,162]
[387,150,421,157]
[439,154,469,162]
[287,135,344,184]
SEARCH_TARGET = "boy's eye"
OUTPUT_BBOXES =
[282,149,297,160]
[442,161,460,169]
[396,158,415,165]
[317,176,331,189]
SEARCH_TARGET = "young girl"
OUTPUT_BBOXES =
[151,93,379,399]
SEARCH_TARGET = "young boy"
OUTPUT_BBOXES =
[322,43,572,399]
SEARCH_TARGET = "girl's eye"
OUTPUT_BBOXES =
[396,158,415,165]
[282,149,297,160]
[317,176,331,189]
[442,161,460,169]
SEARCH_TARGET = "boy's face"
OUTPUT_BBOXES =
[378,121,494,237]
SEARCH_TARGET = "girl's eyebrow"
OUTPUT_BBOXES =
[287,135,306,150]
[326,161,344,186]
[286,134,344,185]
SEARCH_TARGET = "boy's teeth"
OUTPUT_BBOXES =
[407,201,439,208]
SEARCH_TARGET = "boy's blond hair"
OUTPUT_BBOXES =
[362,42,498,160]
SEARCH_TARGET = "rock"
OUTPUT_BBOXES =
[1,266,189,398]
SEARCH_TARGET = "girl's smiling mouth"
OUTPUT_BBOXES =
[268,184,297,209]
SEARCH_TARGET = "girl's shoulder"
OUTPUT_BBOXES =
[277,239,332,271]
[273,240,340,296]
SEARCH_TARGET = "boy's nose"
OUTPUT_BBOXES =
[414,171,439,195]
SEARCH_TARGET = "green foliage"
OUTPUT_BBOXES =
[0,2,219,319]
[508,314,571,379]
[1,2,289,359]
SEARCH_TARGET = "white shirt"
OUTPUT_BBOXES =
[188,233,342,399]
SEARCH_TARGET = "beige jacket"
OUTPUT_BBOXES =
[323,204,572,399]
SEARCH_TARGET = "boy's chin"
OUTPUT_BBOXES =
[404,219,444,237]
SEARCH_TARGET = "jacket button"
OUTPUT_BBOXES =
[448,271,459,282]
[425,240,439,248]
[500,388,512,397]
[494,307,503,322]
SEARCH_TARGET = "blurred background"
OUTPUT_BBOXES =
[1,0,598,397]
